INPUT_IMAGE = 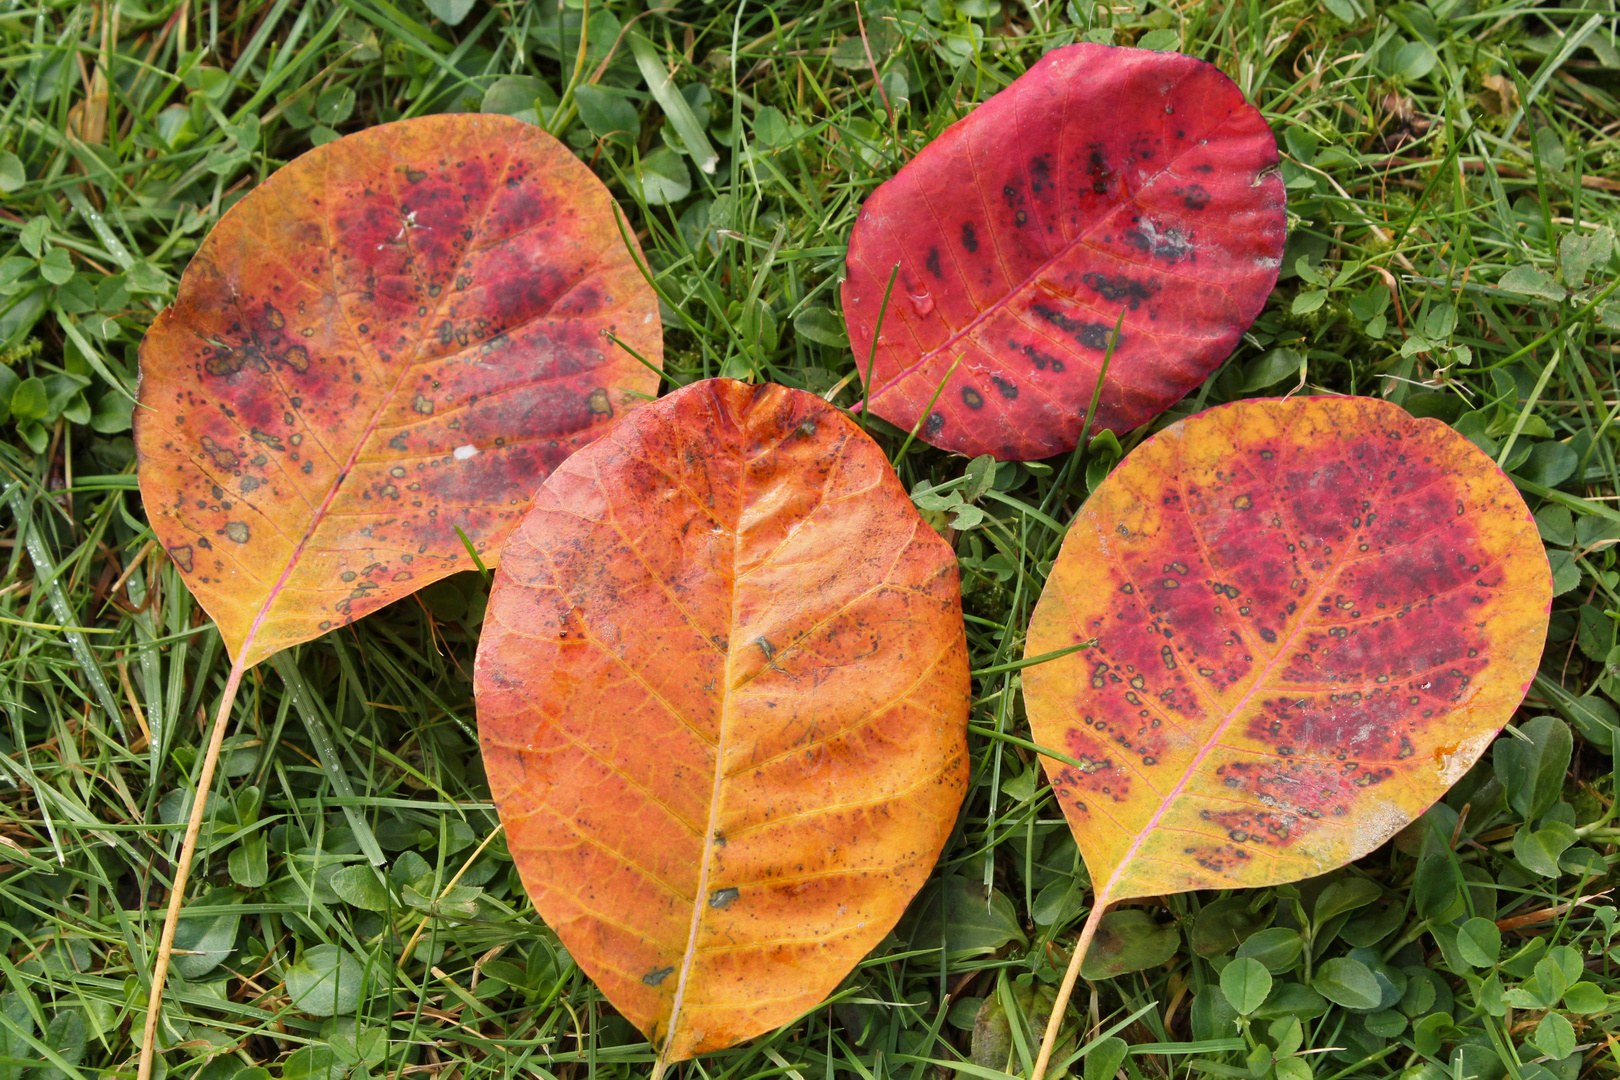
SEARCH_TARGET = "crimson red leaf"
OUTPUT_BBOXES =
[842,44,1286,460]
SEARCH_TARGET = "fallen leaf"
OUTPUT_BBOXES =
[475,379,970,1071]
[137,113,661,667]
[842,43,1285,460]
[1480,74,1519,116]
[1022,396,1550,1078]
[132,113,662,1079]
[1376,92,1432,154]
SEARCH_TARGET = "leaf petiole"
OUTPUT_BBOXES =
[1031,899,1112,1080]
[140,651,250,1080]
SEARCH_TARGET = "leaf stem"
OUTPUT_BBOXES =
[138,651,248,1080]
[1031,893,1110,1080]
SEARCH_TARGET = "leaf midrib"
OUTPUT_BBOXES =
[661,397,748,1062]
[1090,409,1395,905]
[231,131,522,666]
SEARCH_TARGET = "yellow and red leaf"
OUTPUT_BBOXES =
[1025,396,1552,902]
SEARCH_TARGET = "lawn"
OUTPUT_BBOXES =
[1,0,1618,1079]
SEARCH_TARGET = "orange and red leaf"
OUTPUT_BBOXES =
[136,114,661,667]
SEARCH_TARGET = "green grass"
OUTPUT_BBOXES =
[1,1,1619,1079]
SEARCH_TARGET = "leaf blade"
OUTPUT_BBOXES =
[842,44,1286,460]
[136,114,662,667]
[1024,396,1551,904]
[473,379,970,1064]
[628,32,719,175]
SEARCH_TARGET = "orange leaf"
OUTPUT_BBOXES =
[1022,396,1551,1077]
[136,114,661,668]
[474,379,970,1068]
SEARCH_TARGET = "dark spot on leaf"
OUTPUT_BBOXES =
[708,887,739,909]
[200,436,238,470]
[586,387,612,418]
[1079,324,1114,350]
[1080,272,1158,310]
[224,522,250,544]
[204,345,244,378]
[1010,340,1055,371]
[962,387,984,409]
[925,247,942,278]
[642,966,675,987]
[990,375,1018,399]
[1179,184,1211,210]
[1088,147,1111,194]
[925,412,945,435]
[169,545,193,572]
[1031,304,1119,351]
[1122,219,1194,262]
[961,222,979,253]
